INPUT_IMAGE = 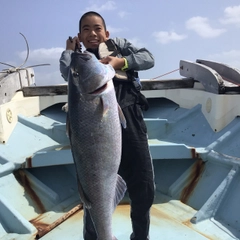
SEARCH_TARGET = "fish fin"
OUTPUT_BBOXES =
[66,113,70,138]
[118,105,127,128]
[77,177,92,209]
[62,103,68,112]
[101,96,110,116]
[113,174,127,209]
[62,102,70,137]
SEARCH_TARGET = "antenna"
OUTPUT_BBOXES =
[0,32,50,73]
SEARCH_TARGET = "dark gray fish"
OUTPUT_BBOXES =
[67,51,126,240]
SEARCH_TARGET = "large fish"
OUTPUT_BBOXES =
[67,51,127,240]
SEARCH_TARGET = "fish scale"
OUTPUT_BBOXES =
[67,51,126,240]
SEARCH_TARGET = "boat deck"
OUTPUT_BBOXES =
[1,158,239,240]
[1,75,240,239]
[40,197,209,240]
[39,191,230,240]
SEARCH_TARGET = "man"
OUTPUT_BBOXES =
[60,11,155,240]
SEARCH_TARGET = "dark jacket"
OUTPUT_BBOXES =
[59,37,154,109]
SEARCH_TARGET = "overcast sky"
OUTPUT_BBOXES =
[1,0,240,85]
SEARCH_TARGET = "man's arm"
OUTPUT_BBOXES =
[59,50,73,81]
[113,37,154,71]
[59,37,80,81]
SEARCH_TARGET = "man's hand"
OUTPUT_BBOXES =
[100,56,125,70]
[66,36,80,51]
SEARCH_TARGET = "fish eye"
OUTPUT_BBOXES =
[73,72,79,77]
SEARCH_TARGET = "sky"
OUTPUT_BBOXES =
[1,0,240,85]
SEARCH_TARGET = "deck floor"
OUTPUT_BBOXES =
[41,192,213,240]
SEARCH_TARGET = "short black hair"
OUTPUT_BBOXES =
[79,11,107,32]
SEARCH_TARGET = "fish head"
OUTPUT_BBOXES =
[70,51,115,95]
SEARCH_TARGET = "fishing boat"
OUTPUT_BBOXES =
[0,58,240,240]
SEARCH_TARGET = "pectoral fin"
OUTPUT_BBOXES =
[101,96,110,117]
[118,105,127,128]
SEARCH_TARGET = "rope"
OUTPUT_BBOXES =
[151,68,180,80]
[150,66,240,89]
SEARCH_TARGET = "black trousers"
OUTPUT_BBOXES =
[83,103,155,240]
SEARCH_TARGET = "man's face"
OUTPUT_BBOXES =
[78,15,109,49]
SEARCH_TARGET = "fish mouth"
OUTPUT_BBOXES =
[89,83,108,94]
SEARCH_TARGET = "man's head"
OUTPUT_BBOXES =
[78,11,109,49]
